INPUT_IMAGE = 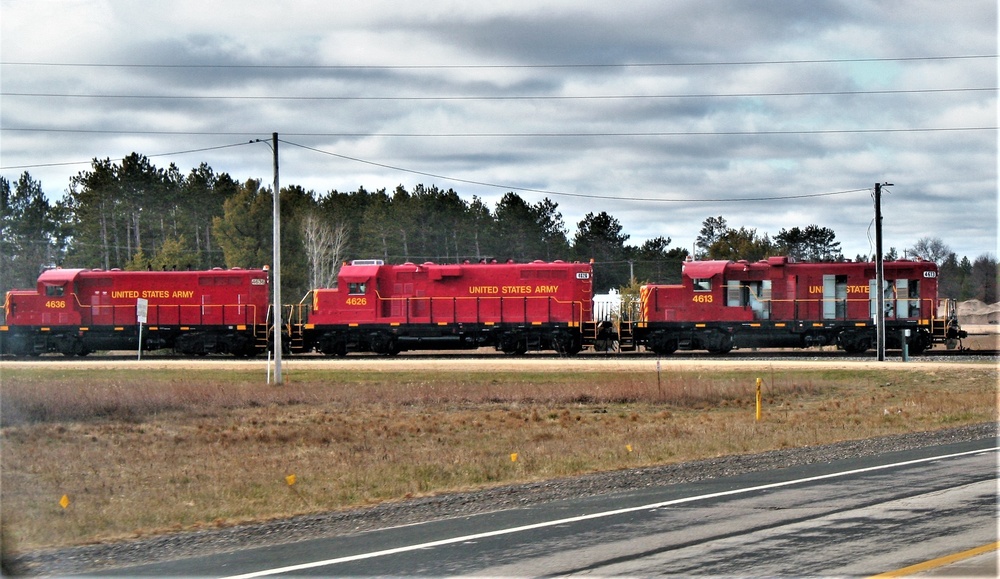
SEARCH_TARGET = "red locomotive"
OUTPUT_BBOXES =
[635,256,963,355]
[1,267,270,356]
[291,259,594,355]
[1,257,965,358]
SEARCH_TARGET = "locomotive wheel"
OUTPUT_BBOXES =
[368,332,397,355]
[499,332,526,355]
[705,333,734,355]
[329,341,348,357]
[843,341,869,354]
[651,341,678,355]
[60,337,87,357]
[649,334,678,355]
[552,332,582,356]
[502,340,528,355]
[907,333,930,355]
[318,335,349,357]
[841,336,870,354]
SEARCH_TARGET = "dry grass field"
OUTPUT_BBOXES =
[1,357,997,554]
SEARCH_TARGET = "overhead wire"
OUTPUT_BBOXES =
[0,141,258,171]
[0,136,875,204]
[280,138,870,203]
[3,126,995,138]
[1,87,994,101]
[1,53,993,206]
[1,53,995,69]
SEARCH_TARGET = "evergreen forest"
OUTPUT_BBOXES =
[2,153,996,303]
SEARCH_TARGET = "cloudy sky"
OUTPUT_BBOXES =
[1,0,996,262]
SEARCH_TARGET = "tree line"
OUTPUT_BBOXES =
[1,153,996,303]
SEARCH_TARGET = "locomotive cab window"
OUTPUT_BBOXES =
[692,278,712,291]
[348,282,367,295]
[45,284,65,297]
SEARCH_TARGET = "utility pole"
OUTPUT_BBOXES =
[272,132,282,384]
[874,182,892,362]
[251,133,283,383]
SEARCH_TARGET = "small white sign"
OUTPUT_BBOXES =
[136,298,149,323]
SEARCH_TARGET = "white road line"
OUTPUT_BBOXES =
[220,447,998,578]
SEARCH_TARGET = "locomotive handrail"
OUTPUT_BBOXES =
[645,292,937,324]
[2,292,12,324]
[80,302,262,327]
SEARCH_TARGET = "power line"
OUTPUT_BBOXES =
[3,126,995,140]
[1,54,995,69]
[0,141,255,171]
[1,134,873,204]
[281,138,870,203]
[2,87,994,101]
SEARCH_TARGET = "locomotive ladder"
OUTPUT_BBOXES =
[617,296,639,352]
[285,302,308,354]
[256,325,270,352]
[617,320,637,351]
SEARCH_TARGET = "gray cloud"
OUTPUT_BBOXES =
[1,0,995,261]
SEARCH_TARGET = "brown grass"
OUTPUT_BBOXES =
[1,362,997,553]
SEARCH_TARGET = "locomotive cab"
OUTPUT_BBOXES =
[3,269,85,328]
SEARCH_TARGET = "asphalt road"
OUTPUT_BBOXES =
[101,438,998,577]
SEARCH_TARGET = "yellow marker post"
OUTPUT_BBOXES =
[510,453,518,463]
[285,474,296,486]
[755,378,763,421]
[626,444,633,453]
[59,494,70,509]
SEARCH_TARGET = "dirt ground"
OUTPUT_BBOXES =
[2,351,993,375]
[960,324,999,351]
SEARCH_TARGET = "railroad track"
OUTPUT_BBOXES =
[2,348,996,363]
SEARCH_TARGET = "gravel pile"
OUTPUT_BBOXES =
[6,422,997,576]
